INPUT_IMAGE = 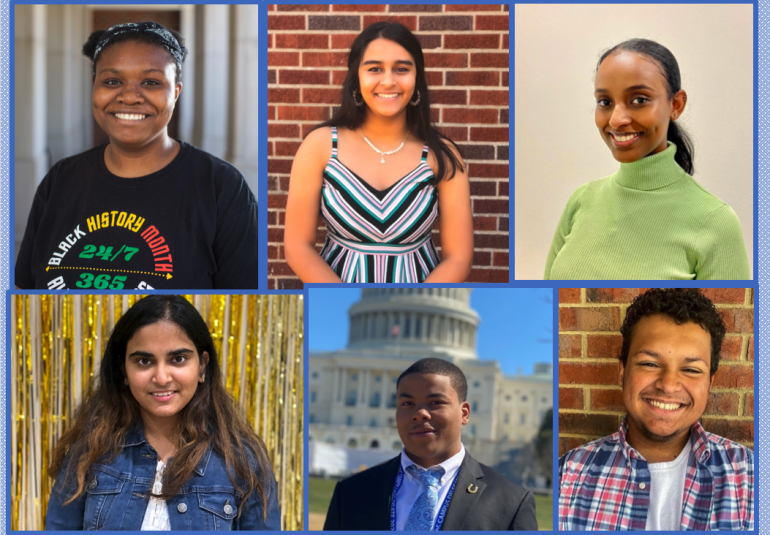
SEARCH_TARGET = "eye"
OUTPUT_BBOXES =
[683,368,703,374]
[136,357,153,366]
[638,361,658,368]
[103,79,122,86]
[400,401,413,407]
[367,66,382,73]
[631,96,649,105]
[596,98,611,107]
[170,354,188,364]
[143,79,162,86]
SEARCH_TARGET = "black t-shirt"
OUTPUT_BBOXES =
[16,142,259,290]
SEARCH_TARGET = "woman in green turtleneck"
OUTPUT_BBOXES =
[545,39,750,280]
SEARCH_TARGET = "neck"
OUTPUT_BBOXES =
[625,421,691,463]
[141,411,180,463]
[405,443,461,469]
[360,112,410,142]
[104,133,179,178]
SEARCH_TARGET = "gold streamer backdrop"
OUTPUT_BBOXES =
[11,294,304,531]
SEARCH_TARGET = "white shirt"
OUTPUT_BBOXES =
[395,445,465,531]
[645,440,692,531]
[140,461,171,531]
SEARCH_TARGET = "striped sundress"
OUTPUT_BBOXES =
[319,127,440,283]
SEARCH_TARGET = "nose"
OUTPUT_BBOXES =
[412,406,431,421]
[380,69,396,88]
[608,103,632,129]
[655,367,681,393]
[117,82,144,105]
[153,363,171,386]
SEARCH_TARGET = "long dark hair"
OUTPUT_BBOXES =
[317,22,464,184]
[49,295,272,519]
[598,38,695,175]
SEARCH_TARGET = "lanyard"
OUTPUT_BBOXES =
[390,465,460,531]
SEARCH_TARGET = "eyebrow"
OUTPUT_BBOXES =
[634,349,708,365]
[361,59,414,66]
[397,392,449,399]
[595,84,655,94]
[128,348,194,359]
[99,68,167,75]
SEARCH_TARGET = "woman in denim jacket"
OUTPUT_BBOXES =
[45,295,281,530]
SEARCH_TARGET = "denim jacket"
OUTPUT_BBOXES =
[45,427,281,530]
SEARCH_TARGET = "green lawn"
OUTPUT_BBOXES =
[309,477,553,530]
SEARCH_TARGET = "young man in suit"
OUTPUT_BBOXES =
[323,358,538,531]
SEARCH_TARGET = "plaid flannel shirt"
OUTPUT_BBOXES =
[559,419,754,531]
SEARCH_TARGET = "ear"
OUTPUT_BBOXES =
[199,351,209,379]
[670,89,687,121]
[460,401,470,425]
[618,359,625,387]
[175,82,183,101]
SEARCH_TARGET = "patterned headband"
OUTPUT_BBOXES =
[92,22,185,75]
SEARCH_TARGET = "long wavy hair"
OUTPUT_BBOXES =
[598,38,695,175]
[49,295,272,519]
[317,22,464,185]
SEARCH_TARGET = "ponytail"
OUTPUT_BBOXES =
[668,120,694,175]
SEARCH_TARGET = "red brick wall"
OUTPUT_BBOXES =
[558,288,754,456]
[267,4,510,289]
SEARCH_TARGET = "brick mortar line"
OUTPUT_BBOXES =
[559,302,755,309]
[558,358,754,366]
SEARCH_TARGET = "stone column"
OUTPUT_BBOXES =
[332,367,340,404]
[192,4,230,159]
[339,367,347,405]
[15,5,48,257]
[361,369,370,407]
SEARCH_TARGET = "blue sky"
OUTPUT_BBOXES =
[307,288,554,376]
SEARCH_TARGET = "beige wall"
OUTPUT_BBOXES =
[515,4,754,279]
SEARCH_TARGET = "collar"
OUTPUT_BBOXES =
[400,444,465,485]
[616,417,712,466]
[123,424,213,476]
[614,142,687,191]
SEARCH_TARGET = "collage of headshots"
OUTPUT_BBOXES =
[7,1,756,533]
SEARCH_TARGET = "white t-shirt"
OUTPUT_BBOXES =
[645,441,692,530]
[141,460,171,531]
[395,445,465,531]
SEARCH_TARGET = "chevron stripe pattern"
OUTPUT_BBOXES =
[319,127,440,283]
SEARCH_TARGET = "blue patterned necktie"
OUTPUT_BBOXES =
[405,465,446,531]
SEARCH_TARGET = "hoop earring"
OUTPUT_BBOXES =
[352,90,364,107]
[410,90,421,106]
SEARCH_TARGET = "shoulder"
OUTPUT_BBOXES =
[180,142,245,181]
[704,432,754,469]
[300,126,333,153]
[559,433,622,473]
[40,145,106,188]
[474,459,530,499]
[336,456,399,491]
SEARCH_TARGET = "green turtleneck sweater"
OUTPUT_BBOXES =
[545,144,750,280]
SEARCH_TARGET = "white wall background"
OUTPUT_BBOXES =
[515,4,754,279]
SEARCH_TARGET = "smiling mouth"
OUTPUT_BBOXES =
[644,398,686,411]
[151,391,177,399]
[113,113,147,121]
[610,132,641,146]
[410,429,436,438]
[376,93,400,100]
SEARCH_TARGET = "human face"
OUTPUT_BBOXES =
[396,373,469,468]
[357,38,417,118]
[594,51,686,163]
[125,321,207,427]
[620,314,713,446]
[93,40,182,149]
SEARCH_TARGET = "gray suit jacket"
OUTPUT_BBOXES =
[323,452,538,530]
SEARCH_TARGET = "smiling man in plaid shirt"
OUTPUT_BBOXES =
[559,289,754,531]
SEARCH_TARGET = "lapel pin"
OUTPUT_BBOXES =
[467,484,479,494]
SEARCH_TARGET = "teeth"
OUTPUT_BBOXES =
[647,399,682,411]
[152,391,174,397]
[613,133,638,142]
[115,113,146,121]
[377,94,399,99]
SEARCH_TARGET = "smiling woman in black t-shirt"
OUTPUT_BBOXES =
[16,22,258,290]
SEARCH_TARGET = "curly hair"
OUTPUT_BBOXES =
[620,288,726,376]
